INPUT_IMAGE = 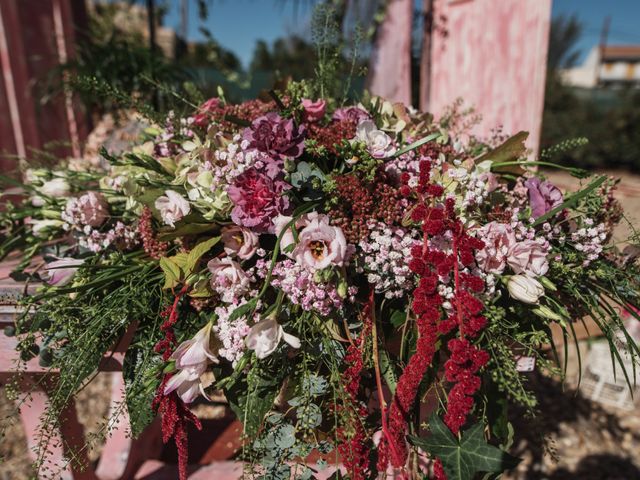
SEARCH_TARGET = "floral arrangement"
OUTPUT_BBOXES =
[2,83,639,480]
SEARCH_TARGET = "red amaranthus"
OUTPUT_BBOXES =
[152,286,202,480]
[377,158,490,475]
[336,295,373,480]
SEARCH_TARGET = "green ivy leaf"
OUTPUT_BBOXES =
[409,415,520,480]
[184,236,220,276]
[159,257,183,289]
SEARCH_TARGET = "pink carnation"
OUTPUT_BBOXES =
[228,168,290,232]
[243,112,305,159]
[476,222,516,274]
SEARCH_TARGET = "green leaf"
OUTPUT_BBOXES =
[184,236,220,276]
[225,364,284,438]
[409,415,520,480]
[228,298,258,323]
[532,175,606,226]
[159,257,183,289]
[390,309,407,328]
[476,131,529,171]
[393,132,441,158]
[379,350,398,395]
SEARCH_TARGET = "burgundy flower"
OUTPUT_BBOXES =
[243,112,305,159]
[227,168,290,232]
[525,177,563,218]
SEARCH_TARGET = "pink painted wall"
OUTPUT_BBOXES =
[366,0,413,106]
[428,0,552,155]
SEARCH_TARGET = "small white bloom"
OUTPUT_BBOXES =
[155,190,191,227]
[245,317,300,359]
[354,120,396,158]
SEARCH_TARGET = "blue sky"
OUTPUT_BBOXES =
[163,0,640,68]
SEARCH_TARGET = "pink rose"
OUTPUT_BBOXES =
[221,225,259,260]
[155,190,191,227]
[301,98,326,123]
[292,214,348,271]
[207,257,250,303]
[507,240,550,277]
[476,222,517,274]
[354,120,396,158]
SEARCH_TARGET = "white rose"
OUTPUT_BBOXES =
[507,275,545,304]
[154,190,191,227]
[245,317,300,359]
[355,120,396,158]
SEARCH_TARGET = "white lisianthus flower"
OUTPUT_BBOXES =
[245,317,300,359]
[40,178,71,198]
[164,323,218,404]
[507,275,545,304]
[32,178,71,206]
[155,190,191,227]
[354,120,396,158]
[31,219,64,238]
[44,257,84,286]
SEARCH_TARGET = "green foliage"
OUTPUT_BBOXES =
[542,14,640,171]
[409,415,520,480]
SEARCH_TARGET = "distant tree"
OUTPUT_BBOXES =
[547,14,583,71]
[249,35,318,81]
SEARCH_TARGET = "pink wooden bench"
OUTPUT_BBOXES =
[0,260,164,480]
[1,260,343,479]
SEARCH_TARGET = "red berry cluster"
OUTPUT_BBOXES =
[328,173,404,243]
[138,207,168,259]
[307,119,357,155]
[336,301,373,480]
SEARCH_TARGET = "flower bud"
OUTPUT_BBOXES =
[507,275,544,304]
[532,305,564,322]
[539,276,557,291]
